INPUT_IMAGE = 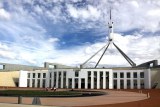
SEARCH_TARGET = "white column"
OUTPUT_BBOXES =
[97,71,100,89]
[56,72,58,88]
[19,71,28,87]
[40,73,42,88]
[144,69,151,89]
[78,78,81,89]
[117,72,120,89]
[30,73,33,87]
[72,78,75,89]
[35,73,38,88]
[85,74,88,89]
[103,71,106,89]
[131,72,134,89]
[51,72,54,88]
[91,71,94,89]
[66,73,68,89]
[124,72,127,89]
[109,70,113,89]
[46,72,50,88]
[137,72,140,89]
[30,78,32,87]
[49,73,51,88]
[61,72,63,88]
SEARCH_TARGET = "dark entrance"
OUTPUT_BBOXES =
[68,78,72,89]
[81,78,85,89]
[75,78,78,89]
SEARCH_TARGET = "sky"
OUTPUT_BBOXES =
[0,0,160,68]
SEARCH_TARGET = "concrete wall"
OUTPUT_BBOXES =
[150,68,160,88]
[113,69,149,89]
[0,63,46,72]
[19,71,28,87]
[19,70,48,88]
[0,71,20,87]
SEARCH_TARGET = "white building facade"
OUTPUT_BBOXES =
[19,68,151,89]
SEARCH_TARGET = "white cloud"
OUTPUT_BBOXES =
[0,0,160,67]
[0,8,11,20]
[130,1,139,8]
[42,33,160,67]
[48,38,59,43]
[67,4,101,21]
[34,5,43,15]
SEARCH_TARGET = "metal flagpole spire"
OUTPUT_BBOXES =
[108,9,113,42]
[80,8,136,68]
[94,9,113,68]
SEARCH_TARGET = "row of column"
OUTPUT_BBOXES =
[48,71,67,88]
[27,78,46,88]
[113,71,144,89]
[89,71,113,89]
[48,71,113,89]
[27,72,46,88]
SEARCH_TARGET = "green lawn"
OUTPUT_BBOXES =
[0,90,106,97]
[0,90,81,97]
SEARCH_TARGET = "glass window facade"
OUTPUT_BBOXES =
[28,73,30,78]
[113,73,117,78]
[133,72,137,78]
[140,72,144,78]
[33,73,35,78]
[43,73,46,78]
[38,73,41,78]
[120,73,124,78]
[75,71,79,77]
[127,72,130,78]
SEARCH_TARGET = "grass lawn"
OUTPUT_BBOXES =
[0,90,80,97]
[0,90,106,97]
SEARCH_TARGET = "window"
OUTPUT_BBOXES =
[63,71,66,77]
[88,71,91,77]
[94,71,97,78]
[120,73,124,78]
[75,71,79,77]
[0,65,4,69]
[59,72,61,77]
[54,72,56,86]
[32,79,35,87]
[58,72,61,88]
[113,73,117,78]
[106,72,109,77]
[38,73,41,78]
[140,79,144,88]
[140,72,144,78]
[27,79,30,87]
[43,73,46,78]
[37,79,40,88]
[54,72,57,77]
[120,80,124,89]
[33,73,35,78]
[134,80,137,88]
[50,72,52,78]
[28,73,30,78]
[127,80,131,89]
[42,79,46,88]
[127,72,130,78]
[63,71,66,88]
[100,72,103,77]
[133,72,137,78]
[113,80,117,89]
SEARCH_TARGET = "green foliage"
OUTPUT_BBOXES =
[0,90,80,97]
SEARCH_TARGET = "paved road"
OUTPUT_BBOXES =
[0,90,147,107]
[0,103,58,107]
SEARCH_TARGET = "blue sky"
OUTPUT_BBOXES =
[0,0,160,67]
